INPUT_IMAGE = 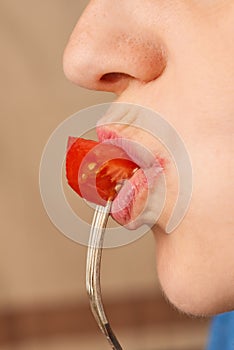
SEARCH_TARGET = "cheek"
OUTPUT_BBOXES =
[153,124,234,316]
[190,130,233,239]
[155,148,234,316]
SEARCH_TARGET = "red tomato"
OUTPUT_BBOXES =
[66,137,139,205]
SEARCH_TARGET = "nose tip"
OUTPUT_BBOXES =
[63,28,104,90]
[63,34,133,93]
[63,2,167,94]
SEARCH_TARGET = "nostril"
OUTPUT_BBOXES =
[100,72,132,84]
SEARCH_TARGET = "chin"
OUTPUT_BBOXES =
[157,264,234,318]
[155,236,233,318]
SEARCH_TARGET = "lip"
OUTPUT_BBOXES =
[97,126,164,168]
[97,125,164,228]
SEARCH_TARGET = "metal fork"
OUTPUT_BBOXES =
[86,201,123,350]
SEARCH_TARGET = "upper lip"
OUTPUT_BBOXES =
[97,125,163,171]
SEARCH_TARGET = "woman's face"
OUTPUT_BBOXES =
[63,0,234,316]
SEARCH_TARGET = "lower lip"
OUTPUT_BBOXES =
[111,165,161,227]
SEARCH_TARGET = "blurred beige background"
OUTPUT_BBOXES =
[0,1,209,349]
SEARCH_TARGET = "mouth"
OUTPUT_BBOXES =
[97,125,164,228]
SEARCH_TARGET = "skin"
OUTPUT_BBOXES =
[63,0,234,317]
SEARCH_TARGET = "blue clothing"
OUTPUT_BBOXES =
[206,311,234,350]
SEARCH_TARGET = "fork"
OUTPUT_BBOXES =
[86,201,123,350]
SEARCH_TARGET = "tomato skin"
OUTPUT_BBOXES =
[66,137,139,205]
[66,137,98,197]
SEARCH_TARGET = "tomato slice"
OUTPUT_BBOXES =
[66,137,139,205]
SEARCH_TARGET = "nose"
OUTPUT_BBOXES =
[63,1,167,94]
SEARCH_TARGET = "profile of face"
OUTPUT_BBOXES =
[63,0,234,316]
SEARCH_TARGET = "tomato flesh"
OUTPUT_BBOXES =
[66,137,139,205]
